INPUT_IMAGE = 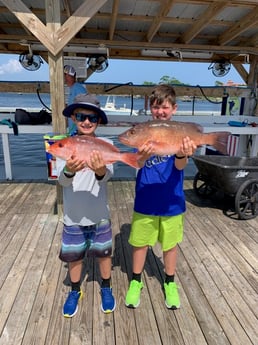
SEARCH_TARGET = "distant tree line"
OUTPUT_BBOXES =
[143,76,230,86]
[143,75,185,85]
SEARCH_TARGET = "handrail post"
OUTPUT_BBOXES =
[2,133,12,180]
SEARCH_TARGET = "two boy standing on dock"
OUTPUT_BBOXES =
[56,84,196,317]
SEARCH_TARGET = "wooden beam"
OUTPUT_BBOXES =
[48,53,66,133]
[0,81,50,93]
[232,62,249,84]
[1,0,55,54]
[146,0,176,42]
[61,38,258,55]
[0,82,251,98]
[45,0,65,217]
[109,0,120,40]
[54,0,107,55]
[218,5,258,45]
[45,0,66,134]
[1,0,108,56]
[248,32,258,47]
[62,0,72,18]
[0,33,257,59]
[179,2,228,44]
[246,56,258,115]
[86,84,251,98]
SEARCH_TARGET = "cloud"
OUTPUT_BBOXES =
[0,58,23,75]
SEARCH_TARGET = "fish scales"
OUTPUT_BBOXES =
[118,120,231,155]
[47,135,140,169]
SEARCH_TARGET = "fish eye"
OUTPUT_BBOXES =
[58,142,64,148]
[129,128,136,135]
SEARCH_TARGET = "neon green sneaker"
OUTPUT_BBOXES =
[164,282,180,309]
[125,280,143,308]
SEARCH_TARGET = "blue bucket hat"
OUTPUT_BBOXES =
[63,93,108,124]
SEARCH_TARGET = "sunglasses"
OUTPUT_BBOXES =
[74,113,99,123]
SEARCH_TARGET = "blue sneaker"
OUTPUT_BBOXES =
[63,290,83,318]
[100,287,116,313]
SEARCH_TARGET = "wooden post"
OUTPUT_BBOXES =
[46,0,66,216]
[245,56,258,116]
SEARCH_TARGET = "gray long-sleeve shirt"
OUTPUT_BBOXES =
[56,137,114,226]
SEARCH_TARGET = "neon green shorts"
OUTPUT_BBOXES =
[129,211,184,251]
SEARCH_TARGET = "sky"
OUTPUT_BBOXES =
[0,53,249,86]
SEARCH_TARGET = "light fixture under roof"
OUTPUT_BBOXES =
[166,50,182,60]
[141,49,213,59]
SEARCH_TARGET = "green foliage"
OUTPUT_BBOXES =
[215,81,223,86]
[143,76,223,86]
[143,81,155,85]
[143,75,184,85]
[159,75,183,84]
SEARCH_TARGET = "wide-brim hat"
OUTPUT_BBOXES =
[63,93,108,124]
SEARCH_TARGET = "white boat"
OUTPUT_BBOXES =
[101,96,138,116]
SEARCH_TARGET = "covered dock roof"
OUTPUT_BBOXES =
[0,0,257,130]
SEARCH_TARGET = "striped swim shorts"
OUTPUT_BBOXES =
[59,219,112,262]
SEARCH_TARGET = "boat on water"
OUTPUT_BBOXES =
[100,95,221,116]
[0,93,222,120]
[101,96,139,116]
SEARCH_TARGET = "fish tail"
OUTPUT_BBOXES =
[208,131,231,155]
[120,152,140,169]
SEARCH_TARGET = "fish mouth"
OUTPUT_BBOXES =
[118,134,128,144]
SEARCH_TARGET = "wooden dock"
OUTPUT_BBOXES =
[0,180,257,345]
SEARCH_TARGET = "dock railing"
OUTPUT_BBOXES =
[1,115,258,180]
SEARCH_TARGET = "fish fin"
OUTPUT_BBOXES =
[120,152,140,169]
[178,121,204,133]
[210,131,231,155]
[195,123,204,133]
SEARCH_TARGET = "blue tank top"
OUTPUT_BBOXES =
[134,155,186,216]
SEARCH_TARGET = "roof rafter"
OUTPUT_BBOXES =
[1,0,108,56]
[178,1,228,44]
[218,5,258,45]
[62,0,72,18]
[146,0,176,42]
[109,0,120,40]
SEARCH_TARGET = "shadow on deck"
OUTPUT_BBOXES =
[0,180,257,345]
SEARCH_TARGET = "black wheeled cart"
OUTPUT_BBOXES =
[192,155,258,220]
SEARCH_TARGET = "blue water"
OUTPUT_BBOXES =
[0,92,221,178]
[0,92,222,113]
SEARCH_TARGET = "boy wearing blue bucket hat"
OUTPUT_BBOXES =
[56,93,115,318]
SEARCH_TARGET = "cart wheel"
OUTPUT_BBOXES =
[193,172,216,198]
[235,179,258,220]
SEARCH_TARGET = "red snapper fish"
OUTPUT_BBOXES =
[47,135,140,169]
[118,120,231,155]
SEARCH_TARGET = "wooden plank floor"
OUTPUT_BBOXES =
[0,180,257,345]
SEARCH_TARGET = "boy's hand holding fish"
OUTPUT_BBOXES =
[137,142,155,167]
[177,136,197,157]
[135,135,197,168]
[87,150,107,178]
[64,155,86,175]
[175,136,197,170]
[64,150,107,177]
